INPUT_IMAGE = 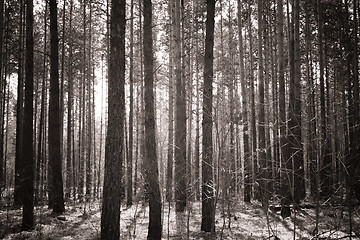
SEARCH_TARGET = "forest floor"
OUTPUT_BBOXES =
[0,199,360,240]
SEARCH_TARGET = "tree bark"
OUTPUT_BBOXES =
[174,0,187,215]
[100,0,125,238]
[201,0,215,233]
[36,2,47,204]
[22,0,34,230]
[14,0,25,207]
[143,0,162,238]
[0,0,4,195]
[292,0,304,203]
[49,0,65,214]
[257,0,267,204]
[166,0,174,203]
[66,0,74,201]
[238,0,250,203]
[126,0,134,207]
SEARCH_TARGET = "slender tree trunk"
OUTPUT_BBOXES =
[292,0,304,203]
[100,0,125,238]
[0,0,4,195]
[59,0,66,178]
[143,0,162,238]
[201,0,216,233]
[14,0,25,207]
[126,0,134,207]
[166,0,174,203]
[257,0,267,204]
[174,0,187,215]
[238,0,250,203]
[36,2,47,203]
[248,1,257,202]
[66,0,74,201]
[22,0,34,230]
[279,0,291,218]
[318,0,332,198]
[49,0,65,214]
[350,0,360,201]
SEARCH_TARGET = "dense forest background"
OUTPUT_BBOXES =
[0,0,360,239]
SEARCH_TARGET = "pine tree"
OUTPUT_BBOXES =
[100,0,125,238]
[49,0,65,214]
[201,0,216,233]
[22,0,34,230]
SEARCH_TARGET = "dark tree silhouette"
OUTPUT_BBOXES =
[49,0,65,214]
[201,0,215,233]
[143,0,162,238]
[100,0,125,238]
[21,0,34,230]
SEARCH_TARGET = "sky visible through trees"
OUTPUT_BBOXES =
[0,0,360,239]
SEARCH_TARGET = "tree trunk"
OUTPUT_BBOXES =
[126,0,134,207]
[174,0,187,215]
[349,0,360,201]
[248,1,258,202]
[143,0,162,238]
[238,0,250,203]
[22,0,34,230]
[292,0,304,203]
[201,0,215,233]
[257,0,267,204]
[0,0,4,195]
[14,0,25,207]
[49,0,65,214]
[318,0,332,198]
[86,0,93,204]
[279,0,291,218]
[66,0,74,201]
[100,0,125,238]
[166,0,174,202]
[36,2,47,204]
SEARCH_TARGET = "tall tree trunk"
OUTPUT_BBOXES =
[100,0,125,238]
[143,0,162,238]
[292,0,304,203]
[59,0,66,179]
[174,0,187,216]
[257,0,267,204]
[279,0,291,218]
[166,0,174,203]
[238,0,250,203]
[14,0,25,207]
[201,0,215,233]
[49,0,65,214]
[66,0,74,201]
[22,0,34,230]
[248,1,257,202]
[36,2,48,204]
[0,0,4,195]
[350,0,360,201]
[126,0,134,207]
[318,0,332,198]
[86,0,93,204]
